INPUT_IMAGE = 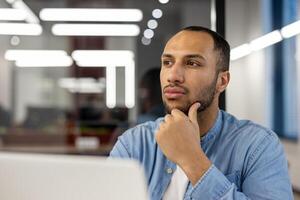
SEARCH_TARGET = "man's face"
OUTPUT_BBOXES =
[160,30,219,115]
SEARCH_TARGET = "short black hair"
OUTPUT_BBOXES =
[182,26,230,71]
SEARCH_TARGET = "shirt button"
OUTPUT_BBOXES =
[166,168,173,174]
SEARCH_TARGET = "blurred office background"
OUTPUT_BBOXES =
[0,0,299,197]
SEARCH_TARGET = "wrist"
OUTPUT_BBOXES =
[179,148,212,186]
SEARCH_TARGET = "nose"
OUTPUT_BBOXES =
[167,63,184,84]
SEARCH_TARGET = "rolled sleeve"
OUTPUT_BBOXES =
[190,165,233,200]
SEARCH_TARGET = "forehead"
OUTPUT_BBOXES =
[163,30,215,56]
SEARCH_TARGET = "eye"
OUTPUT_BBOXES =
[186,60,201,67]
[162,60,173,67]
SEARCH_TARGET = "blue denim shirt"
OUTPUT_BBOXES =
[110,110,293,200]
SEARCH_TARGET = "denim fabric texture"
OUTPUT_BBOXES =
[110,110,293,200]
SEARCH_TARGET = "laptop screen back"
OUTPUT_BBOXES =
[0,152,148,200]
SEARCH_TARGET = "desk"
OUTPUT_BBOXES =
[0,145,113,156]
[0,130,114,156]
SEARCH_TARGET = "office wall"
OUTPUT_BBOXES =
[0,1,11,110]
[0,1,72,123]
[297,36,300,133]
[1,0,270,125]
[0,39,11,110]
[13,30,70,123]
[226,0,267,126]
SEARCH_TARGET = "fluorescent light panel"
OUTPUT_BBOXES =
[0,8,27,21]
[12,0,40,23]
[125,60,135,108]
[15,57,72,67]
[230,44,251,61]
[76,61,134,67]
[281,20,300,38]
[5,50,72,67]
[72,50,135,108]
[72,50,134,59]
[40,8,143,22]
[59,78,104,93]
[0,23,42,35]
[72,50,134,66]
[106,66,117,108]
[5,50,68,60]
[231,20,300,61]
[250,30,282,51]
[52,24,140,36]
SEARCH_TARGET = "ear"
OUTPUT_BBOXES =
[216,71,230,93]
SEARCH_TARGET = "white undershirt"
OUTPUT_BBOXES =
[163,166,189,200]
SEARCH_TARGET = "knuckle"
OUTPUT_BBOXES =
[171,109,177,115]
[165,114,171,119]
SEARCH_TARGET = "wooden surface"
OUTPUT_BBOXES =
[0,145,113,156]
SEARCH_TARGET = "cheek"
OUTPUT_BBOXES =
[186,77,202,92]
[186,77,210,98]
[160,70,167,85]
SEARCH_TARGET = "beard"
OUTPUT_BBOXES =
[162,74,218,115]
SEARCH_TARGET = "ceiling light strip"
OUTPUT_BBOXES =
[5,50,68,60]
[11,0,40,23]
[5,50,72,67]
[0,8,27,21]
[106,66,117,108]
[281,20,300,38]
[125,60,135,108]
[249,30,282,51]
[52,24,140,36]
[0,23,42,35]
[40,8,143,22]
[231,19,300,61]
[15,57,73,67]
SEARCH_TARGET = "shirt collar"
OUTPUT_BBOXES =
[200,110,223,144]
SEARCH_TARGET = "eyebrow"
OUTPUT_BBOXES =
[161,53,206,60]
[161,54,173,58]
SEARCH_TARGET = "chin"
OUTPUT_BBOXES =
[164,101,190,114]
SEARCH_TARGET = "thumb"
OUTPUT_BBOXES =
[188,102,200,125]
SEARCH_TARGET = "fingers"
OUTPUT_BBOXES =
[166,103,200,123]
[171,109,185,118]
[188,102,201,125]
[164,114,173,123]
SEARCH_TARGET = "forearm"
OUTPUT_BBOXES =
[179,148,211,186]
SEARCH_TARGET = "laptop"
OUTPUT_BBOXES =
[0,152,149,200]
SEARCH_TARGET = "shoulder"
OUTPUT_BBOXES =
[219,111,285,170]
[123,118,163,139]
[220,111,281,156]
[116,118,164,157]
[221,110,278,141]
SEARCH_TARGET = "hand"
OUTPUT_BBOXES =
[155,102,211,185]
[155,102,201,166]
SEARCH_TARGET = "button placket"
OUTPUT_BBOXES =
[165,167,173,174]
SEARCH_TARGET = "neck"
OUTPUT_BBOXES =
[197,100,219,137]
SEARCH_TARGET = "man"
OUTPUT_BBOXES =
[110,26,293,199]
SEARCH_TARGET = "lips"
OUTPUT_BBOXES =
[163,86,186,99]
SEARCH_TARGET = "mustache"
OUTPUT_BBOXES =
[163,83,189,93]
